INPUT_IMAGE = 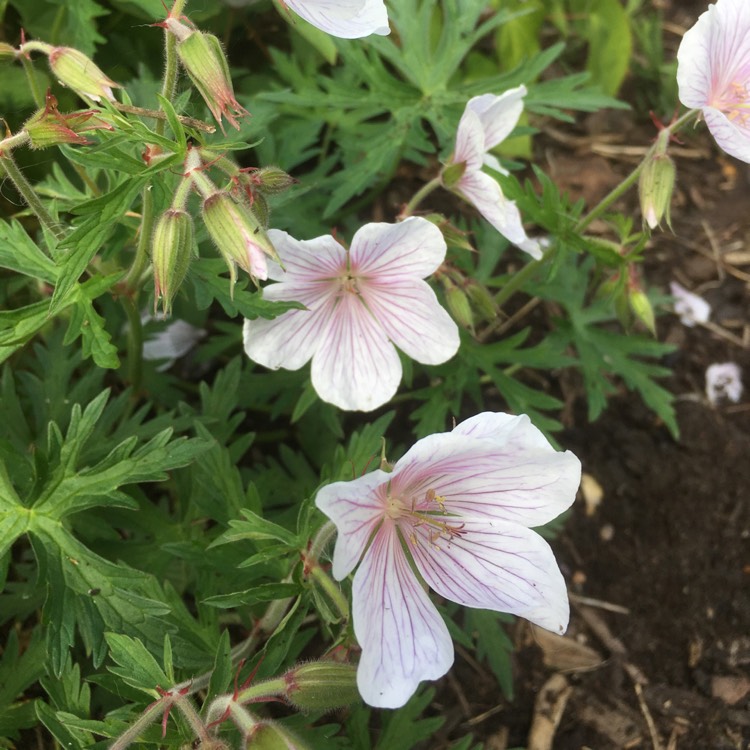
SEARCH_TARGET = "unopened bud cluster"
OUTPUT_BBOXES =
[151,147,294,313]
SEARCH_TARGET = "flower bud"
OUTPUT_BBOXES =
[441,160,467,189]
[249,167,296,195]
[152,209,194,315]
[628,289,656,335]
[201,192,278,286]
[165,18,247,132]
[638,152,675,230]
[466,281,497,322]
[282,662,359,711]
[247,721,309,750]
[0,43,16,61]
[47,46,119,102]
[424,213,475,252]
[443,278,473,330]
[24,92,112,149]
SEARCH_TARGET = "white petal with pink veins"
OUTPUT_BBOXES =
[453,108,486,171]
[457,170,541,258]
[361,277,459,365]
[390,429,580,527]
[315,469,389,579]
[243,283,337,370]
[702,107,750,164]
[353,524,453,708]
[411,519,569,634]
[267,229,347,282]
[350,218,447,280]
[467,86,527,151]
[311,292,402,411]
[283,0,389,39]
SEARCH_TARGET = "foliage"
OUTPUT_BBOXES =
[0,0,689,746]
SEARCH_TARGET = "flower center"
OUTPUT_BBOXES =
[384,487,465,549]
[338,273,361,295]
[714,79,750,124]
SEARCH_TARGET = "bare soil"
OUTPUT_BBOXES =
[426,3,750,745]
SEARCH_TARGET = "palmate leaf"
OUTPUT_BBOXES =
[30,390,208,517]
[0,386,211,674]
[190,258,306,320]
[50,175,150,314]
[0,219,58,282]
[30,522,174,674]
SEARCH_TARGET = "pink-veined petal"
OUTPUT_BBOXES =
[311,292,402,411]
[349,218,447,280]
[283,0,389,39]
[315,469,389,580]
[452,412,550,449]
[453,108,485,171]
[410,519,569,634]
[456,169,540,255]
[467,86,527,151]
[353,523,453,708]
[268,229,347,282]
[390,428,580,527]
[360,277,459,365]
[702,106,750,163]
[243,282,337,370]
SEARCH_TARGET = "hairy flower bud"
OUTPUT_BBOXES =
[282,662,359,711]
[0,43,16,61]
[628,289,656,335]
[152,209,194,315]
[466,281,497,322]
[247,720,310,750]
[443,278,473,330]
[165,18,247,132]
[249,166,296,195]
[201,192,278,286]
[24,92,112,149]
[639,152,676,230]
[47,46,119,102]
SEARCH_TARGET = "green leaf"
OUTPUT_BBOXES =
[105,633,169,696]
[191,258,306,320]
[35,703,93,750]
[213,507,300,548]
[63,275,123,369]
[375,688,444,749]
[202,582,301,609]
[50,175,149,314]
[205,629,233,704]
[465,609,515,699]
[0,300,55,365]
[0,220,58,282]
[573,0,633,96]
[50,0,107,55]
[30,522,174,674]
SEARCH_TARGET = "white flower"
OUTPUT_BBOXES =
[677,0,750,163]
[669,281,711,327]
[282,0,390,39]
[316,412,581,707]
[142,320,206,371]
[706,362,743,404]
[243,218,459,411]
[446,87,542,259]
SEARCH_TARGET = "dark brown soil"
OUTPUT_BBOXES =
[427,3,750,746]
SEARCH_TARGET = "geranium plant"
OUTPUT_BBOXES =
[0,0,731,747]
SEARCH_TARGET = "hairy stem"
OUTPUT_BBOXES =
[0,152,62,241]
